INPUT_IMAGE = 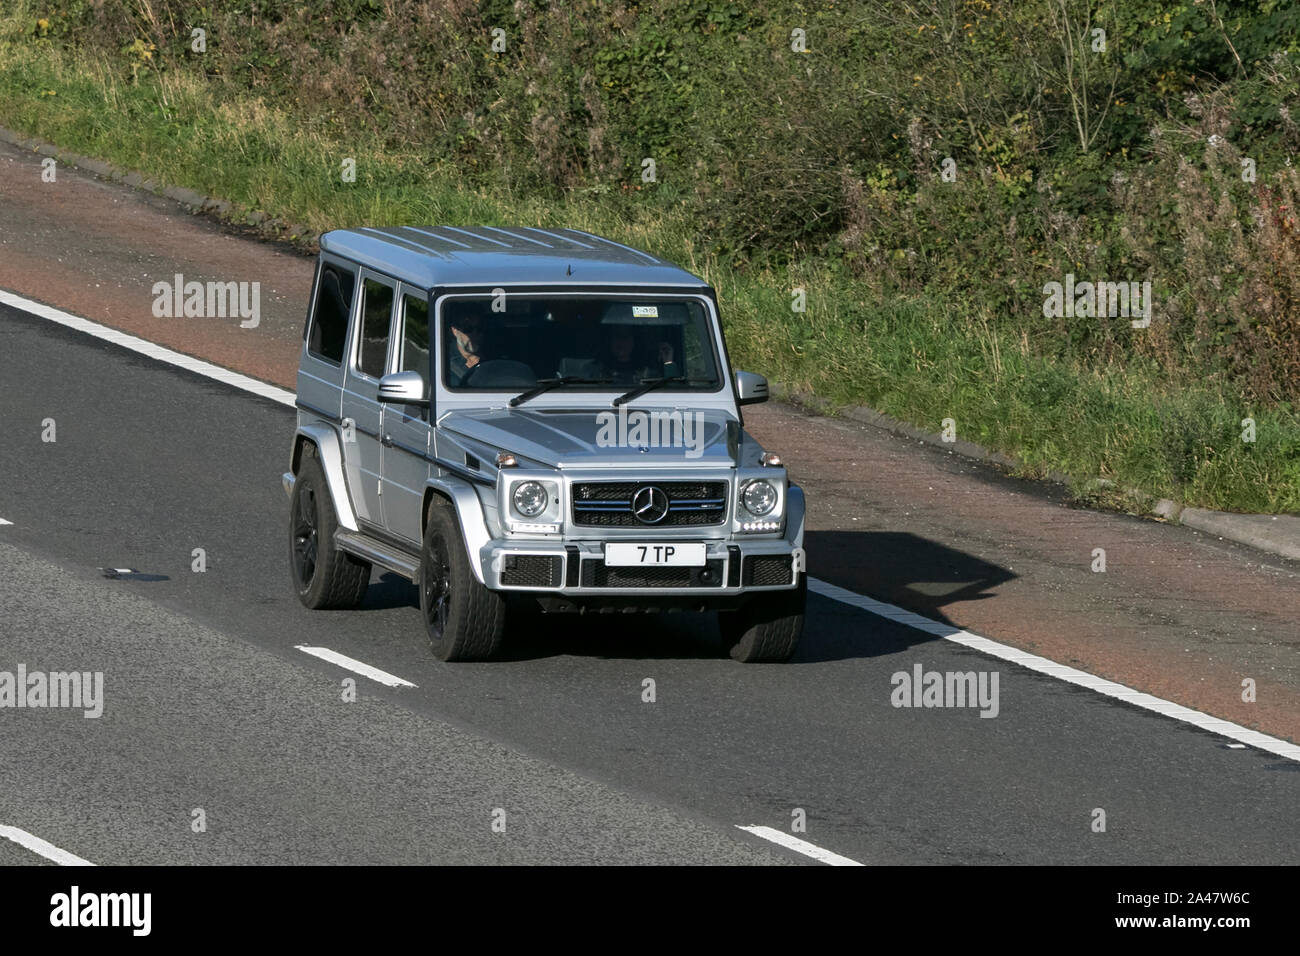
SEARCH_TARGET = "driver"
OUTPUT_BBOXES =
[447,312,487,386]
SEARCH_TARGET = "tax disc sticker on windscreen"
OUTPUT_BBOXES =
[632,305,659,318]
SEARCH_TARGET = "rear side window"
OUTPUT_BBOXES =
[401,294,430,380]
[306,262,355,365]
[357,278,394,378]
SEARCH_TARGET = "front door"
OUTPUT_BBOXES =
[382,287,433,544]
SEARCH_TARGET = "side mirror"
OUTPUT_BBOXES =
[377,370,428,405]
[734,370,769,406]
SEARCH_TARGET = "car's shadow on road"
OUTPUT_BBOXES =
[362,572,424,611]
[361,530,1016,664]
[807,530,1015,621]
[796,530,1017,663]
[501,610,725,661]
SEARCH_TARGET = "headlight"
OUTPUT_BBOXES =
[742,479,777,516]
[512,481,548,517]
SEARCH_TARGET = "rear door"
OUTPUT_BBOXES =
[382,286,433,544]
[298,256,356,424]
[340,271,396,530]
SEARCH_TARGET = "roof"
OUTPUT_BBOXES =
[318,226,708,290]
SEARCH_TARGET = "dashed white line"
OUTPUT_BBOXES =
[0,289,295,408]
[0,517,12,526]
[0,824,95,866]
[294,645,417,688]
[809,577,1300,763]
[736,826,864,866]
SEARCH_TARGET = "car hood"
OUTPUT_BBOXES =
[440,406,740,469]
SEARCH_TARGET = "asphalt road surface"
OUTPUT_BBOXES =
[1,306,1296,865]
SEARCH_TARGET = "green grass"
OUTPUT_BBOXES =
[3,29,1298,513]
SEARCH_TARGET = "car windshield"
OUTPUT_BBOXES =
[440,295,722,394]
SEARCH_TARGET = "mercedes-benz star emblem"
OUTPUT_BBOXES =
[631,486,670,524]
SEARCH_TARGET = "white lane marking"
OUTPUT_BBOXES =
[10,292,1294,763]
[295,645,416,688]
[0,289,295,408]
[736,825,864,866]
[809,577,1300,763]
[0,824,95,866]
[0,518,12,525]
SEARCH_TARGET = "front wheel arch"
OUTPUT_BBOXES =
[421,481,492,585]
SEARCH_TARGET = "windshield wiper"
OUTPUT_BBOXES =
[509,376,614,408]
[612,376,712,407]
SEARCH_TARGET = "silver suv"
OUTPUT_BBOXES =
[284,227,806,662]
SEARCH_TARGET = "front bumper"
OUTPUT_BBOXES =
[480,537,804,596]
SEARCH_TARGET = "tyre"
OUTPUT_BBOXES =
[719,573,806,663]
[289,444,371,609]
[419,498,506,661]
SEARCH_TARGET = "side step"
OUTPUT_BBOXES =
[334,530,421,583]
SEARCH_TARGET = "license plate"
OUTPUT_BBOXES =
[604,543,706,567]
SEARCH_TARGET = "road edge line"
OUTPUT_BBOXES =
[809,577,1300,763]
[0,289,295,408]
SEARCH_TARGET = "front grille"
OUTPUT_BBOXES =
[743,555,794,586]
[500,554,562,587]
[572,481,727,527]
[580,558,725,589]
